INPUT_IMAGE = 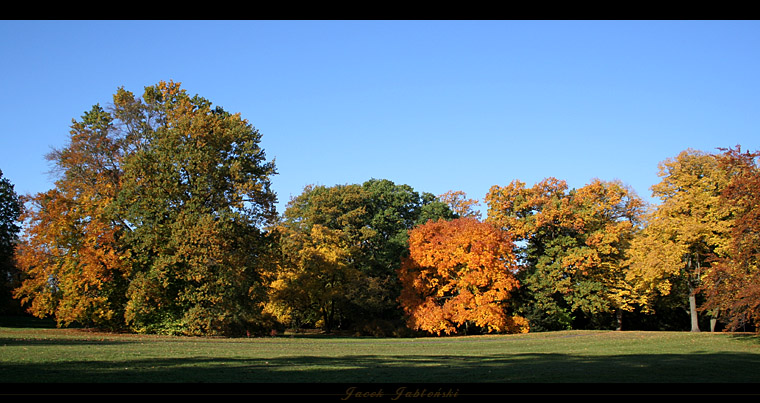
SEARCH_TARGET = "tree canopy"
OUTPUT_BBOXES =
[9,80,759,335]
[0,169,22,315]
[267,180,455,334]
[486,178,645,331]
[398,217,526,335]
[701,146,760,331]
[626,149,732,332]
[14,81,278,336]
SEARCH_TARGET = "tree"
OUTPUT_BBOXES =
[438,190,482,219]
[14,105,130,329]
[0,169,22,315]
[702,146,760,331]
[14,81,278,336]
[266,184,370,332]
[485,177,645,331]
[268,180,455,334]
[627,149,732,332]
[357,179,455,324]
[398,217,527,335]
[116,82,277,336]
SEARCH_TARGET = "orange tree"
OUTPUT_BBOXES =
[438,190,482,219]
[398,217,527,335]
[14,105,130,329]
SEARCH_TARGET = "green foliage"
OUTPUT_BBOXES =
[486,178,645,331]
[0,170,22,315]
[269,179,455,333]
[14,81,278,336]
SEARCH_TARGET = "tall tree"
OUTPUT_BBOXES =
[702,146,760,331]
[486,177,644,331]
[357,179,454,323]
[627,149,732,332]
[398,217,526,335]
[0,170,22,315]
[14,105,130,328]
[116,82,277,336]
[14,81,278,336]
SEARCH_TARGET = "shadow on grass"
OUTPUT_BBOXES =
[0,336,135,347]
[728,333,760,345]
[2,350,759,386]
[0,315,58,329]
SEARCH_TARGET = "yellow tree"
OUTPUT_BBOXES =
[398,217,527,335]
[566,179,646,329]
[267,224,362,332]
[627,149,732,332]
[266,184,370,332]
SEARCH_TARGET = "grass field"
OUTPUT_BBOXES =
[1,316,759,397]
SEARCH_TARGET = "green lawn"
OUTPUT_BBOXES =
[1,316,759,396]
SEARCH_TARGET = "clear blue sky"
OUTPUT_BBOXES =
[1,20,758,216]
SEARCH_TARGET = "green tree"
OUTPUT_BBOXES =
[486,177,645,331]
[116,82,278,336]
[0,169,22,315]
[14,81,278,336]
[269,179,454,334]
[357,179,455,324]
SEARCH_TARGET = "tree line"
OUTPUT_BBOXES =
[1,82,758,336]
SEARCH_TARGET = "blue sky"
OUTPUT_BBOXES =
[1,20,758,216]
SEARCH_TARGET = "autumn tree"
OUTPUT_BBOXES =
[0,170,22,315]
[438,190,482,219]
[398,217,526,335]
[115,82,277,336]
[486,177,644,331]
[357,179,455,324]
[701,146,760,331]
[266,184,370,332]
[14,105,130,329]
[268,180,454,334]
[14,81,278,336]
[627,149,732,332]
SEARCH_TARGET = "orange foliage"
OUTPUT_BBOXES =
[398,217,527,335]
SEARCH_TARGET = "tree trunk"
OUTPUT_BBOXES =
[689,291,700,332]
[687,254,701,332]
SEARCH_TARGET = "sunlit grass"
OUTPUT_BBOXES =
[1,317,759,387]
